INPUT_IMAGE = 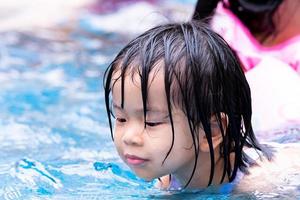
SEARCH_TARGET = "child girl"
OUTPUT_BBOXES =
[103,21,299,192]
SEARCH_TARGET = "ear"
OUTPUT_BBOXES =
[199,113,228,152]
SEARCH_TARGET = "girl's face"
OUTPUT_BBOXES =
[111,66,196,181]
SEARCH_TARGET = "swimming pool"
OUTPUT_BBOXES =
[0,1,299,200]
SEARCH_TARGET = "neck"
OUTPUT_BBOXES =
[256,0,300,46]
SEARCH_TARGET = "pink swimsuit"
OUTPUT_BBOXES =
[211,3,300,74]
[210,3,300,132]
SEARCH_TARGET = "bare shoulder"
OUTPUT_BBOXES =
[237,144,300,192]
[155,175,170,189]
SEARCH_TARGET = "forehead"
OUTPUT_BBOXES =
[111,63,168,111]
[111,60,165,88]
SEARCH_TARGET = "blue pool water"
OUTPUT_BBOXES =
[0,1,299,199]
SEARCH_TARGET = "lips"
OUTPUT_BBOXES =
[124,154,149,166]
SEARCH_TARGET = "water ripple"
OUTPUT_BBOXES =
[11,158,62,193]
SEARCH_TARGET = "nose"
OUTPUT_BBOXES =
[122,123,144,146]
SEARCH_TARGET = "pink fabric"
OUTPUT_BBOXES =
[211,3,300,74]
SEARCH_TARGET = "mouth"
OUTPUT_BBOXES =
[124,154,149,166]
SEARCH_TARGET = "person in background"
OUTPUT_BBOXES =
[193,0,300,73]
[193,0,300,133]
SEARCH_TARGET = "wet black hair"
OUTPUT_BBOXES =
[193,0,283,41]
[103,20,262,188]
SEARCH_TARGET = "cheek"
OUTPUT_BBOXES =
[145,126,173,145]
[169,125,195,163]
[113,128,123,151]
[173,121,194,148]
[166,126,195,162]
[151,125,192,157]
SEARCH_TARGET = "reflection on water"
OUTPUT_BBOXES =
[0,0,299,199]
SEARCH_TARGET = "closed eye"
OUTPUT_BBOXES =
[145,122,163,127]
[116,118,127,123]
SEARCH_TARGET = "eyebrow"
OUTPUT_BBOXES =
[112,103,168,114]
